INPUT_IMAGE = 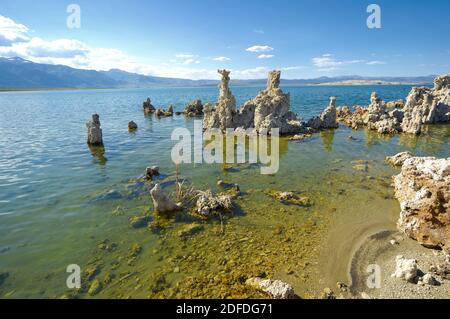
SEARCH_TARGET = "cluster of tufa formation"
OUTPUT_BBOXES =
[203,70,303,134]
[336,74,450,135]
[86,114,103,145]
[183,99,204,117]
[143,98,156,114]
[155,105,174,117]
[388,153,450,252]
[307,96,339,130]
[402,74,450,134]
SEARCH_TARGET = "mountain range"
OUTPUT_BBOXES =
[0,57,436,90]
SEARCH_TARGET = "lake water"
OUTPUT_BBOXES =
[0,85,449,298]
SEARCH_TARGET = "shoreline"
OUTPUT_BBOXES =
[0,82,432,93]
[349,229,450,299]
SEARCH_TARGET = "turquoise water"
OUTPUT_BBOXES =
[0,85,449,298]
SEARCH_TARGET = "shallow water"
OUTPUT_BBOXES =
[0,85,449,298]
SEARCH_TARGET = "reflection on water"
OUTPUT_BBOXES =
[88,144,108,165]
[0,86,448,298]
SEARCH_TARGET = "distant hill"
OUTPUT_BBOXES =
[0,57,436,90]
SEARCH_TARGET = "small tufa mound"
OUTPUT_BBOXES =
[145,166,160,180]
[143,98,155,114]
[155,106,174,117]
[391,255,418,283]
[128,121,138,131]
[184,99,204,117]
[86,114,103,145]
[195,190,233,218]
[246,277,296,299]
[150,184,182,213]
[307,96,339,130]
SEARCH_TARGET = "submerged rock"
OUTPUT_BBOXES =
[393,156,450,251]
[386,151,413,167]
[129,215,151,229]
[91,189,123,202]
[246,277,295,299]
[150,184,181,213]
[289,133,312,141]
[178,223,204,238]
[86,114,103,145]
[0,272,9,287]
[265,190,312,206]
[391,255,418,283]
[88,279,102,296]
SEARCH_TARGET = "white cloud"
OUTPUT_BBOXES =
[281,66,304,71]
[0,15,30,46]
[0,15,306,80]
[213,56,231,61]
[232,66,269,79]
[322,53,332,57]
[257,54,274,59]
[175,54,196,58]
[246,45,274,53]
[312,54,366,72]
[183,58,200,65]
[366,60,387,65]
[254,29,265,34]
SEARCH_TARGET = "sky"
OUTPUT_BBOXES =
[0,0,449,80]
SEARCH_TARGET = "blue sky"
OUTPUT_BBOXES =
[0,0,449,79]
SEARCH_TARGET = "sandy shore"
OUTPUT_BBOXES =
[349,230,450,299]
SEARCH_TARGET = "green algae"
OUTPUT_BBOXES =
[1,125,449,299]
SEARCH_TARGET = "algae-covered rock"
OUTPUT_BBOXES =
[83,265,101,282]
[129,243,142,258]
[88,279,102,296]
[150,184,182,213]
[129,215,151,229]
[386,151,413,167]
[178,223,204,238]
[0,272,9,287]
[264,190,312,207]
